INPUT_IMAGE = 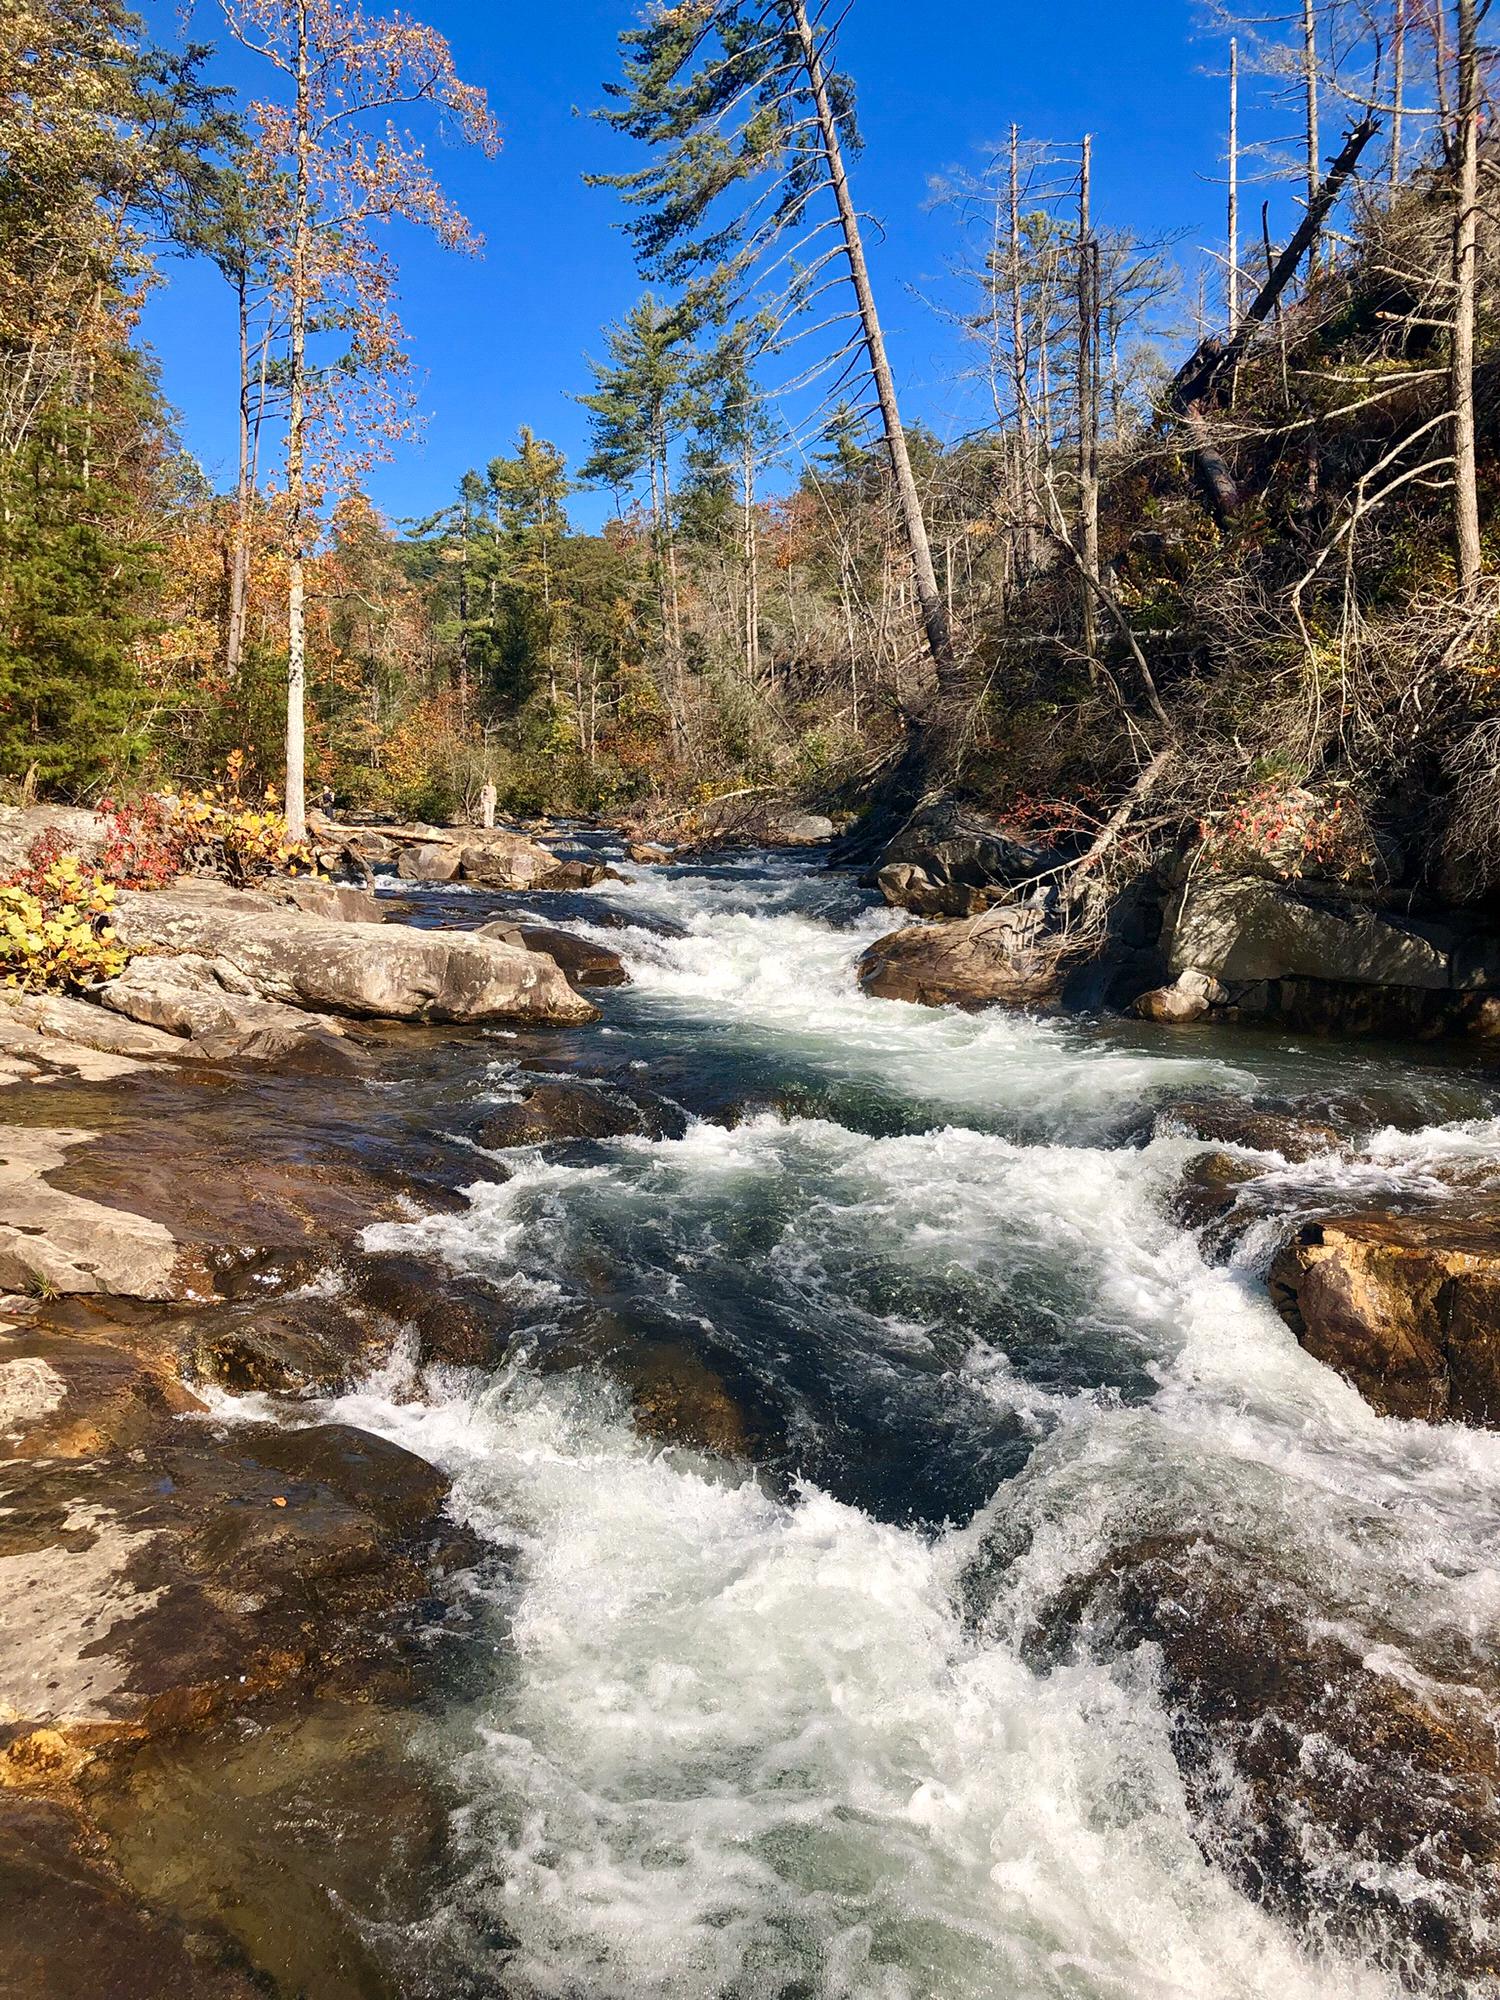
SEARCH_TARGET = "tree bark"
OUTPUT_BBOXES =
[283,0,310,839]
[1076,135,1100,663]
[1303,0,1322,281]
[1452,0,1483,601]
[787,0,959,697]
[225,265,252,684]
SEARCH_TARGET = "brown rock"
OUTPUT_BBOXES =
[1270,1209,1500,1424]
[101,954,365,1071]
[478,921,627,987]
[1029,1535,1500,1982]
[626,842,673,864]
[1158,1099,1342,1162]
[475,1078,683,1150]
[0,1793,260,2000]
[858,909,1058,1010]
[626,1346,752,1458]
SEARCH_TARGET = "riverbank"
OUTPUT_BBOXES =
[5,832,1500,1997]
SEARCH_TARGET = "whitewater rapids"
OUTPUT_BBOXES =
[329,847,1500,2000]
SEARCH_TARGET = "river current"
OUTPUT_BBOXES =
[323,841,1500,1999]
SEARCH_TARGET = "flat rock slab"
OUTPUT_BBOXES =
[101,954,364,1072]
[479,921,628,987]
[0,1128,186,1300]
[112,888,597,1025]
[0,1419,469,1756]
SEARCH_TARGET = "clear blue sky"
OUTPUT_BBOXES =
[141,1,1264,532]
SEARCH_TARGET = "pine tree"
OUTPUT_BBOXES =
[590,0,960,700]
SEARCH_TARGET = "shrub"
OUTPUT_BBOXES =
[98,792,182,889]
[0,841,129,993]
[99,760,317,887]
[1199,783,1377,884]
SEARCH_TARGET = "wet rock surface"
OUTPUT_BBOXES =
[0,1790,262,2000]
[474,1075,686,1150]
[1270,1207,1500,1424]
[1026,1534,1500,1986]
[478,919,628,986]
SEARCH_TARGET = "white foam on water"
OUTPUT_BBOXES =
[332,851,1500,1998]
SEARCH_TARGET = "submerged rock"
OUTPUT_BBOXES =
[858,908,1058,1009]
[475,1077,684,1150]
[111,886,596,1025]
[1270,1208,1500,1424]
[0,1792,261,2000]
[1029,1534,1500,1984]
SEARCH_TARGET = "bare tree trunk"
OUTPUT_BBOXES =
[1007,124,1037,570]
[1076,135,1100,662]
[225,266,253,684]
[787,0,958,696]
[1390,0,1406,189]
[1303,0,1322,281]
[741,435,759,682]
[1228,38,1242,325]
[1452,0,1483,600]
[283,0,310,839]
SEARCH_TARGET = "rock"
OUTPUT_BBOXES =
[1156,1099,1343,1162]
[0,996,183,1085]
[874,797,1055,907]
[0,804,108,875]
[858,908,1058,1009]
[0,1318,203,1459]
[1269,1208,1500,1424]
[626,1345,752,1457]
[1166,1151,1260,1237]
[626,842,673,864]
[538,858,617,890]
[875,861,987,919]
[0,1419,473,1757]
[396,841,462,884]
[184,1296,384,1397]
[101,954,364,1071]
[0,1127,187,1300]
[478,921,627,988]
[350,1254,521,1370]
[1165,874,1451,989]
[111,887,597,1025]
[0,1792,262,2000]
[475,1077,685,1150]
[764,811,834,847]
[1132,970,1225,1023]
[273,877,383,924]
[1027,1534,1500,1983]
[456,830,557,889]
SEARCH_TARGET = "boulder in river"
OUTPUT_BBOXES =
[1270,1208,1500,1424]
[456,830,557,889]
[397,840,463,884]
[871,797,1056,914]
[1028,1533,1500,1984]
[1156,1098,1343,1161]
[475,1077,685,1150]
[111,885,596,1025]
[478,920,627,987]
[858,907,1058,1009]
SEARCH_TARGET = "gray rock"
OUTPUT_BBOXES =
[877,798,1054,898]
[1165,875,1452,988]
[396,841,462,884]
[110,887,596,1025]
[1132,970,1226,1023]
[100,955,363,1070]
[0,1127,185,1299]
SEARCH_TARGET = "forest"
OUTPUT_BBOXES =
[1,0,1495,874]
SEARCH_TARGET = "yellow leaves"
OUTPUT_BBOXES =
[0,870,129,994]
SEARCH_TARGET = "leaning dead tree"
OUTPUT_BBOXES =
[591,0,960,700]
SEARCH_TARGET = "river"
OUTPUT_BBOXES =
[313,837,1500,1999]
